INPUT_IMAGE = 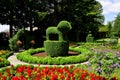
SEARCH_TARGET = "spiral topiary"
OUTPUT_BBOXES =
[44,20,72,57]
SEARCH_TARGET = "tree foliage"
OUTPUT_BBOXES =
[106,21,113,37]
[112,12,120,37]
[0,0,104,41]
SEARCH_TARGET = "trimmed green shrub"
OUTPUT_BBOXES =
[44,20,72,57]
[57,20,72,33]
[46,26,63,41]
[9,29,24,51]
[44,41,69,57]
[86,34,94,42]
[16,47,92,65]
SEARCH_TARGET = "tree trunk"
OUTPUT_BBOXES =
[9,24,13,38]
[30,20,33,34]
[76,31,80,42]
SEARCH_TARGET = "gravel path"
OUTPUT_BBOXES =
[7,53,37,66]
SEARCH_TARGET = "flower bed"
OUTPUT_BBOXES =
[0,65,117,80]
[0,50,13,68]
[16,47,92,65]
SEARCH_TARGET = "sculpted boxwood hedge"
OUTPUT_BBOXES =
[16,47,92,65]
[44,20,72,57]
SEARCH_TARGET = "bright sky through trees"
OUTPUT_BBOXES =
[97,0,120,24]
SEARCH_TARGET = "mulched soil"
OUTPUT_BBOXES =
[33,51,79,58]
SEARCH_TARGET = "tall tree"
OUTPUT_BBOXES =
[0,0,17,37]
[0,0,48,37]
[43,0,104,41]
[0,0,104,41]
[106,21,113,37]
[112,12,120,37]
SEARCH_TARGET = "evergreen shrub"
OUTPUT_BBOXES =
[86,34,94,42]
[109,32,118,45]
[9,29,24,51]
[44,41,69,57]
[44,20,72,57]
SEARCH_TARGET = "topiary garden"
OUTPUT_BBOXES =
[0,20,120,79]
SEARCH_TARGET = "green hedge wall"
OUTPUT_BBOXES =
[44,41,69,57]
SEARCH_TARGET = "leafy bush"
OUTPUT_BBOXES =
[0,50,13,68]
[86,34,94,42]
[57,20,72,32]
[109,39,118,45]
[9,29,24,51]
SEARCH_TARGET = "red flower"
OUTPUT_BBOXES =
[20,75,25,79]
[16,65,25,73]
[66,77,70,80]
[7,73,11,77]
[51,74,58,80]
[6,68,10,73]
[90,77,95,80]
[1,76,6,80]
[60,75,64,80]
[110,76,118,80]
[12,76,19,80]
[81,73,85,80]
[72,77,75,80]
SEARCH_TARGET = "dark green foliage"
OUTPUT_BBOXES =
[110,32,118,39]
[9,29,35,50]
[109,39,118,45]
[0,32,9,49]
[109,32,118,45]
[21,30,35,49]
[111,12,120,36]
[44,20,72,57]
[9,29,24,51]
[0,59,10,68]
[57,20,72,33]
[46,26,63,41]
[44,41,69,57]
[86,34,94,42]
[0,0,104,41]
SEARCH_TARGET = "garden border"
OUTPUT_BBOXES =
[16,47,92,65]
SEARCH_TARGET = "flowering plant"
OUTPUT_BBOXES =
[0,65,117,80]
[17,40,22,46]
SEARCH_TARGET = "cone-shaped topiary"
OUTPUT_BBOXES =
[44,20,72,57]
